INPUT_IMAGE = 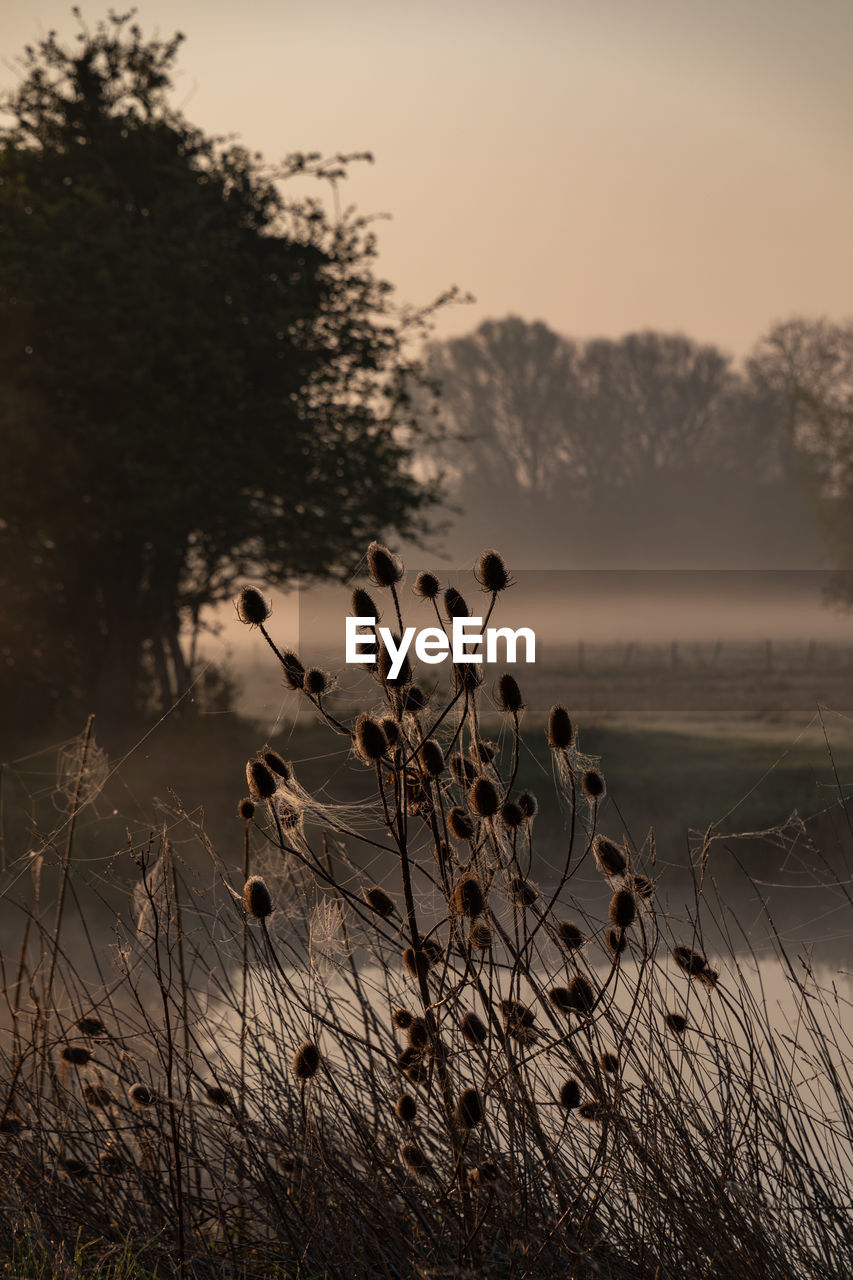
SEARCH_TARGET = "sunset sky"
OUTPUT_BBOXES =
[3,0,851,358]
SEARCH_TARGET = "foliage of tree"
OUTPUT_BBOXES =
[0,13,444,729]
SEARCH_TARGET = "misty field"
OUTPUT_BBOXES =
[2,551,853,1279]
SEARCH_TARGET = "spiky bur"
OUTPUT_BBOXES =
[501,999,536,1041]
[559,1079,581,1110]
[469,922,492,950]
[401,1143,432,1177]
[402,948,432,981]
[246,759,277,800]
[205,1085,230,1107]
[548,705,573,749]
[407,1017,430,1050]
[262,749,291,781]
[448,806,475,840]
[443,586,469,619]
[582,768,606,801]
[414,570,440,599]
[665,1012,688,1034]
[395,1094,417,1123]
[517,789,538,819]
[236,586,270,626]
[422,937,443,966]
[280,651,306,690]
[468,776,499,818]
[672,945,718,985]
[469,1161,500,1187]
[419,738,445,777]
[396,1047,421,1072]
[609,889,636,929]
[475,548,511,593]
[567,975,595,1014]
[452,875,485,918]
[304,667,329,695]
[556,920,584,950]
[82,1084,113,1108]
[601,1052,619,1074]
[455,1087,484,1128]
[501,800,523,829]
[365,886,395,918]
[606,927,627,957]
[392,1008,413,1030]
[579,1101,608,1123]
[77,1016,105,1037]
[128,1083,154,1107]
[632,873,655,899]
[293,1042,321,1080]
[510,876,538,907]
[497,673,523,713]
[593,835,627,878]
[355,714,387,763]
[238,797,256,821]
[461,1011,488,1046]
[548,987,574,1014]
[60,1157,89,1178]
[471,739,496,763]
[380,717,401,747]
[367,541,403,587]
[60,1046,91,1066]
[352,586,380,620]
[243,876,272,920]
[450,753,477,786]
[403,684,428,714]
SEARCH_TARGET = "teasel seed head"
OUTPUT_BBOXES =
[402,947,431,981]
[238,797,256,821]
[606,927,627,957]
[367,541,403,587]
[582,768,606,800]
[76,1017,105,1037]
[548,705,573,749]
[395,1093,417,1123]
[468,776,499,818]
[407,1060,431,1085]
[593,835,627,878]
[407,1017,430,1050]
[632,874,655,899]
[280,650,305,690]
[414,570,440,600]
[380,717,401,747]
[559,1078,581,1111]
[352,586,380,621]
[419,738,445,777]
[452,875,485,919]
[665,1012,687,1034]
[501,998,535,1031]
[243,875,272,920]
[236,586,270,626]
[364,885,395,918]
[128,1082,154,1107]
[443,586,469,620]
[556,920,584,951]
[355,713,387,763]
[461,1011,488,1046]
[450,753,477,785]
[469,1161,500,1187]
[501,800,523,829]
[60,1157,89,1178]
[567,974,595,1014]
[82,1084,113,1108]
[262,749,291,780]
[396,1046,421,1072]
[401,1142,432,1177]
[205,1084,230,1107]
[476,549,511,593]
[392,1007,413,1030]
[246,759,277,800]
[403,684,428,713]
[600,1051,619,1074]
[579,1100,608,1123]
[517,789,538,820]
[61,1046,91,1066]
[293,1042,321,1080]
[469,922,492,951]
[609,889,636,929]
[497,673,523,713]
[448,806,474,840]
[510,876,538,907]
[548,986,574,1014]
[455,1087,484,1128]
[378,633,412,687]
[422,937,443,966]
[304,667,329,695]
[672,944,713,979]
[470,739,496,763]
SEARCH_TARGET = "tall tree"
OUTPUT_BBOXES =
[0,14,443,728]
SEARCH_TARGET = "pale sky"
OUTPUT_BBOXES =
[3,0,851,355]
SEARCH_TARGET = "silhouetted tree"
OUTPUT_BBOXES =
[0,14,444,729]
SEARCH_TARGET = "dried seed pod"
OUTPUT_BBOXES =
[61,1046,91,1066]
[448,806,474,840]
[510,876,537,907]
[600,1051,619,1074]
[243,875,272,920]
[246,759,277,800]
[455,1087,484,1128]
[548,986,574,1014]
[582,769,606,800]
[402,948,431,981]
[469,1160,500,1187]
[395,1094,417,1123]
[469,922,492,951]
[403,684,428,713]
[500,800,523,829]
[352,586,380,620]
[414,570,440,599]
[401,1142,432,1177]
[559,1079,581,1111]
[556,921,584,950]
[476,549,511,593]
[500,999,535,1038]
[355,714,387,763]
[304,667,328,695]
[606,927,627,957]
[567,975,595,1014]
[237,797,256,821]
[237,586,271,626]
[470,739,496,763]
[367,541,403,587]
[421,937,443,966]
[76,1017,105,1037]
[82,1084,113,1108]
[406,1061,431,1085]
[672,945,712,977]
[696,966,720,988]
[128,1083,154,1107]
[665,1012,688,1034]
[609,889,636,929]
[392,1007,413,1030]
[452,875,485,919]
[100,1149,124,1175]
[593,835,627,878]
[378,634,412,687]
[450,753,477,786]
[60,1157,89,1178]
[547,705,573,749]
[407,1018,430,1050]
[461,1011,488,1046]
[205,1085,230,1107]
[396,1046,422,1072]
[365,886,395,918]
[468,776,499,818]
[632,874,655,899]
[517,789,538,819]
[419,738,445,777]
[578,1100,608,1123]
[280,650,305,690]
[443,586,469,619]
[293,1042,321,1080]
[262,750,291,780]
[496,673,523,713]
